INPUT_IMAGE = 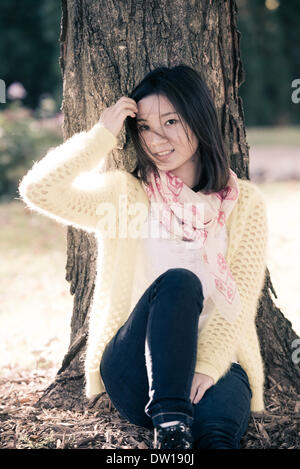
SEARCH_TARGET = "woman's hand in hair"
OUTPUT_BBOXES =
[99,97,138,137]
[190,372,214,405]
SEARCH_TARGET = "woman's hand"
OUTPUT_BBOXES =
[99,96,138,137]
[190,372,214,404]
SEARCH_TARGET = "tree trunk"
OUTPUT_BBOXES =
[36,0,300,413]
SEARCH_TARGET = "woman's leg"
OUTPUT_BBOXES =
[100,267,204,429]
[191,363,252,449]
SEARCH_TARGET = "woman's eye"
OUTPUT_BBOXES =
[137,125,148,131]
[166,119,177,125]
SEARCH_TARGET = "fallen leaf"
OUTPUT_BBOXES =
[257,423,271,443]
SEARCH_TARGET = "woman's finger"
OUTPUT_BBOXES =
[121,106,137,117]
[190,385,196,403]
[119,96,137,105]
[190,377,199,402]
[192,384,206,404]
[117,97,138,110]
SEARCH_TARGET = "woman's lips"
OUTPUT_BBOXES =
[155,149,174,159]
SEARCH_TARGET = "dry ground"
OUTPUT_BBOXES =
[0,361,299,449]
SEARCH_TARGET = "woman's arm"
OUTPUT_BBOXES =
[18,123,119,232]
[18,97,139,233]
[194,186,268,383]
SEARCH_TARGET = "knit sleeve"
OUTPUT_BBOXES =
[18,123,118,232]
[194,186,268,385]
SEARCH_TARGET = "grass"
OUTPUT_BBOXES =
[246,126,300,146]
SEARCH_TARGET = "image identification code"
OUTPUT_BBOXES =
[105,453,194,465]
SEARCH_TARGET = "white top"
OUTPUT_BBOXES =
[130,209,228,331]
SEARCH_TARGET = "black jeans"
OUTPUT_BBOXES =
[100,268,252,449]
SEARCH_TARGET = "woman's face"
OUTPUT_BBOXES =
[136,94,200,185]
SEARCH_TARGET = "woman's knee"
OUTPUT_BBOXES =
[158,268,204,298]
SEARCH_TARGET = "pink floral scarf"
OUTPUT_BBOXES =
[141,168,242,322]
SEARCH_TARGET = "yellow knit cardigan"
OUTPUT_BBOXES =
[18,122,268,412]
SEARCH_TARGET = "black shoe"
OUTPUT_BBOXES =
[153,422,193,449]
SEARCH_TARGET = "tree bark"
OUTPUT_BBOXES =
[36,0,300,413]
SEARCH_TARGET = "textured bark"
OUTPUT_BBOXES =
[36,0,300,411]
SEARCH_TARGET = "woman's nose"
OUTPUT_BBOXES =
[148,129,169,147]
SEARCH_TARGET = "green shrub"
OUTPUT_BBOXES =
[0,104,62,200]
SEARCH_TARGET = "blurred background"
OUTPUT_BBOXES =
[0,0,299,375]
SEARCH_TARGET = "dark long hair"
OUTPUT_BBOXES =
[125,64,230,193]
